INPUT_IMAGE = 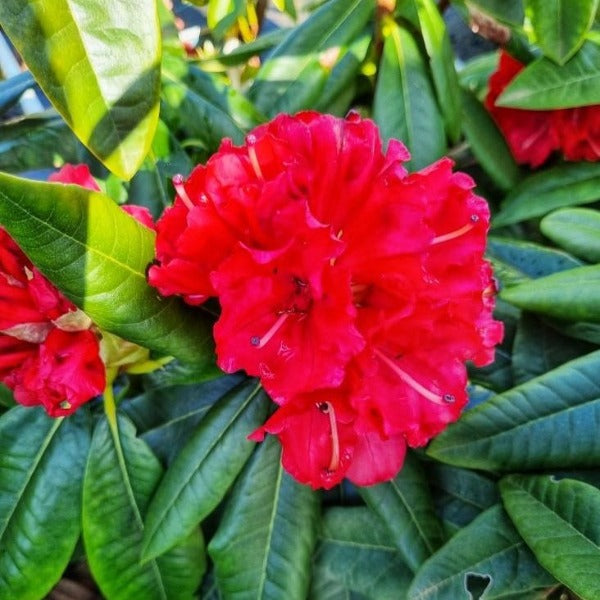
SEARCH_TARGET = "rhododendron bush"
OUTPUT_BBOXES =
[0,1,599,599]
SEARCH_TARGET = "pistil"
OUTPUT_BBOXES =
[431,215,479,245]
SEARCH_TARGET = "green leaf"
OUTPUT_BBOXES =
[359,452,444,573]
[208,0,245,39]
[487,236,583,282]
[501,264,600,322]
[501,475,600,600]
[161,57,264,153]
[313,507,412,599]
[208,436,319,599]
[374,21,446,170]
[529,0,599,64]
[0,171,215,366]
[249,0,375,117]
[0,71,35,115]
[512,313,595,384]
[273,0,297,19]
[83,414,205,600]
[0,407,90,600]
[465,0,524,26]
[0,111,86,174]
[123,375,244,464]
[493,161,600,227]
[541,207,600,263]
[428,350,600,470]
[416,0,462,142]
[497,41,600,109]
[458,52,499,99]
[407,505,555,600]
[142,381,270,561]
[460,89,520,192]
[427,463,499,530]
[0,0,161,179]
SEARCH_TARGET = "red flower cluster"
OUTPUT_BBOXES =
[150,112,503,489]
[486,51,600,166]
[0,165,154,417]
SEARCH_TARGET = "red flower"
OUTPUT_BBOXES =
[486,51,600,166]
[150,112,503,489]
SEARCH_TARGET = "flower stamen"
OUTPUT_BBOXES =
[251,312,290,349]
[374,349,445,405]
[246,134,264,180]
[431,215,479,245]
[172,174,195,211]
[318,401,340,472]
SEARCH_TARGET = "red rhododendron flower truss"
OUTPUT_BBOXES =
[149,111,503,489]
[486,51,600,166]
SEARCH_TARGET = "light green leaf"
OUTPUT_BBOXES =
[359,452,444,573]
[0,407,89,600]
[83,415,205,600]
[273,0,297,19]
[374,20,446,170]
[249,0,375,117]
[529,0,599,64]
[313,507,412,599]
[407,505,555,600]
[0,171,215,366]
[428,350,600,470]
[493,161,600,227]
[0,0,161,179]
[541,207,600,263]
[460,89,520,191]
[501,264,600,322]
[208,436,319,599]
[208,0,245,39]
[501,475,600,600]
[416,0,462,142]
[142,381,270,561]
[497,40,600,109]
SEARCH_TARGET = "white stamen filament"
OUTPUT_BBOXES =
[172,175,194,211]
[246,135,264,180]
[325,402,340,472]
[374,349,444,405]
[255,312,289,349]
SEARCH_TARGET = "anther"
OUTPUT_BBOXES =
[317,402,329,413]
[172,174,195,211]
[59,400,71,410]
[374,349,445,405]
[443,394,455,403]
[251,312,289,349]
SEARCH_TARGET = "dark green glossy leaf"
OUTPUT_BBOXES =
[0,407,89,600]
[541,207,600,263]
[428,350,600,470]
[512,313,595,384]
[0,0,161,179]
[249,0,374,117]
[502,264,600,322]
[0,171,215,366]
[161,57,264,153]
[0,111,85,173]
[313,507,412,599]
[427,463,499,530]
[529,0,599,64]
[142,381,270,561]
[359,452,444,573]
[416,0,462,142]
[458,52,499,99]
[83,415,205,600]
[497,41,600,109]
[407,505,555,600]
[460,89,520,191]
[494,161,600,226]
[465,0,524,26]
[501,475,600,600]
[374,20,446,170]
[208,436,319,599]
[123,375,244,465]
[0,71,35,115]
